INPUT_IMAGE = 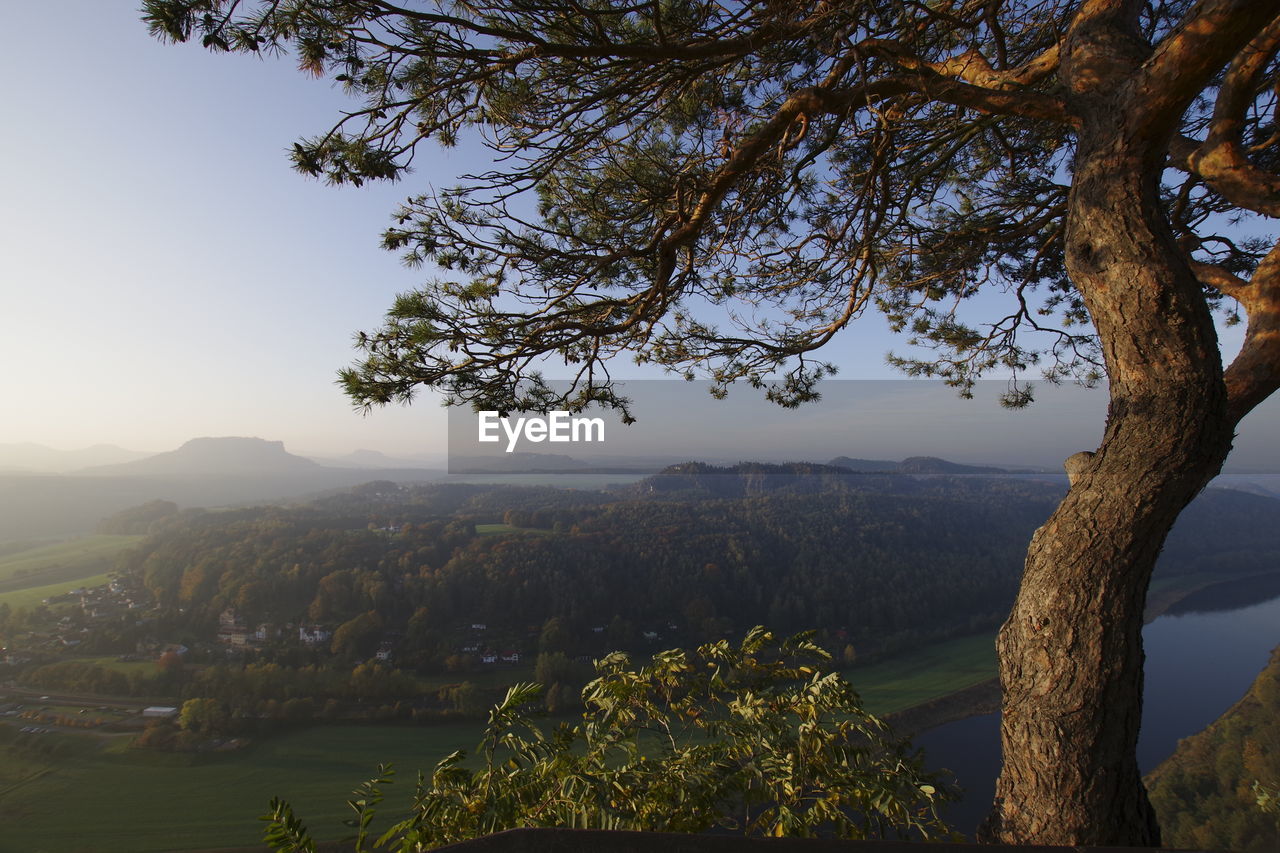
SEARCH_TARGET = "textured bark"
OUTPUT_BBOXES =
[982,149,1234,844]
[980,10,1241,843]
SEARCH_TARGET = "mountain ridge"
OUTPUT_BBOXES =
[81,436,320,476]
[0,442,154,473]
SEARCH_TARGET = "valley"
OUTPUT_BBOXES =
[1,459,1278,850]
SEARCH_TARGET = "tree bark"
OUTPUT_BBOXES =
[979,61,1236,849]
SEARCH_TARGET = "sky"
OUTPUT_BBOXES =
[0,2,1273,470]
[1,2,468,455]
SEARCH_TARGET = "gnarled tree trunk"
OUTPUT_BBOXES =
[980,45,1237,845]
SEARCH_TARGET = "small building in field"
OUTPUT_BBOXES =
[142,706,178,719]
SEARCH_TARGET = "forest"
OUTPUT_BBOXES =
[1147,645,1280,852]
[45,465,1280,673]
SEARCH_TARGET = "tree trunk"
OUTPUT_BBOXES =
[979,101,1235,843]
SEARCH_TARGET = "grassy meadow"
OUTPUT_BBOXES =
[0,536,141,589]
[848,633,997,716]
[0,574,113,611]
[0,722,483,853]
[0,536,141,610]
[0,630,997,852]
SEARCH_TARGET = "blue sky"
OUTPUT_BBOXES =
[0,2,901,457]
[0,2,1272,470]
[0,2,464,454]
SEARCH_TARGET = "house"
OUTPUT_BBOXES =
[299,625,332,646]
[217,609,249,645]
[142,706,178,719]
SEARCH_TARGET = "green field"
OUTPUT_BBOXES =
[0,535,140,611]
[474,523,553,536]
[0,631,997,852]
[66,655,160,677]
[0,573,112,611]
[846,633,997,715]
[0,721,485,853]
[0,536,141,594]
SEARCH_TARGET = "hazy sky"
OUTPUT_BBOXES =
[0,3,1268,467]
[1,2,463,455]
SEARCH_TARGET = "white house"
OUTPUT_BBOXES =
[142,706,178,719]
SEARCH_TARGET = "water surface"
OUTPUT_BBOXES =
[916,577,1280,836]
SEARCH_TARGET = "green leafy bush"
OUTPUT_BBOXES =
[262,628,953,851]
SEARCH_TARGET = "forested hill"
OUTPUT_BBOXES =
[1147,646,1280,852]
[623,460,1047,499]
[107,471,1280,669]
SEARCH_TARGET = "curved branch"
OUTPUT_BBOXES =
[1225,240,1280,421]
[1128,0,1280,150]
[1189,259,1252,304]
[1186,14,1280,217]
[868,40,1061,91]
[855,38,1071,124]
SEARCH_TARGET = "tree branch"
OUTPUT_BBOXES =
[1128,0,1280,150]
[856,39,1072,124]
[1186,14,1280,217]
[872,41,1061,91]
[1225,239,1280,421]
[1189,259,1252,304]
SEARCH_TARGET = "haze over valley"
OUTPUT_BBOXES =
[5,1,1280,850]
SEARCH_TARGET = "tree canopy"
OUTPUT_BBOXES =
[144,1,1277,415]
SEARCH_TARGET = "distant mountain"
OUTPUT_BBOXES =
[626,458,1074,501]
[827,455,1014,476]
[896,456,1012,475]
[1211,477,1280,500]
[0,442,154,473]
[630,461,904,498]
[82,437,320,477]
[0,436,446,540]
[825,456,901,472]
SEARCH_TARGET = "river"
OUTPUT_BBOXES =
[915,574,1280,837]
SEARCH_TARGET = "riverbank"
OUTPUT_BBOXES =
[914,575,1280,838]
[884,677,1001,737]
[1145,645,1280,851]
[1144,570,1280,622]
[885,571,1280,740]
